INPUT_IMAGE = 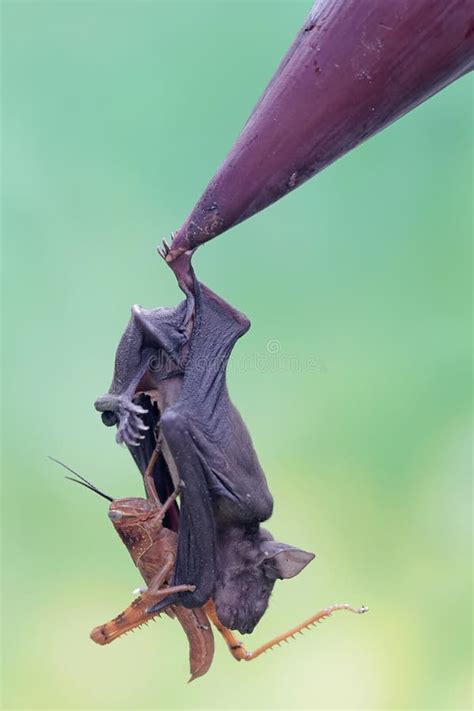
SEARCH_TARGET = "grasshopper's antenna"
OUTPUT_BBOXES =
[48,456,114,502]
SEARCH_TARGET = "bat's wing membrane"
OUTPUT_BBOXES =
[159,279,273,607]
[159,408,216,606]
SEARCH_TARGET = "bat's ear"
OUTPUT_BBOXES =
[260,541,315,580]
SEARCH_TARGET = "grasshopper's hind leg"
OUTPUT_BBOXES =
[90,585,196,646]
[204,600,368,661]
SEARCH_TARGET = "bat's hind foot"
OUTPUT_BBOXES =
[116,399,149,448]
[158,233,175,260]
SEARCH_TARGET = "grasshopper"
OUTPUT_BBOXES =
[55,452,367,681]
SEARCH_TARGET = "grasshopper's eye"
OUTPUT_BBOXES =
[108,510,123,521]
[102,410,119,427]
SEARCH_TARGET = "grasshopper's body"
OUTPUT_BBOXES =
[53,453,367,681]
[89,463,215,681]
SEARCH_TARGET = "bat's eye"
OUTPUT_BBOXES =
[101,410,119,427]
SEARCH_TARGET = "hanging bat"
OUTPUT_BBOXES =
[52,456,368,681]
[94,253,317,634]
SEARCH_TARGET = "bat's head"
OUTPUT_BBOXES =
[215,526,315,634]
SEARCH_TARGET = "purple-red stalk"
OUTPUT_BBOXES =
[167,0,473,260]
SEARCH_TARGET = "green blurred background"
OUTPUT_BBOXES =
[2,1,472,709]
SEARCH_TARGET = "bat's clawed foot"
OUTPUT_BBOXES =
[116,399,150,447]
[158,234,174,260]
[95,393,150,448]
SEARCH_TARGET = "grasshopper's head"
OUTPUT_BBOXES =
[50,456,166,565]
[50,455,165,542]
[108,496,156,526]
[107,496,164,558]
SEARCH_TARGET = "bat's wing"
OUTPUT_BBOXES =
[159,278,273,608]
[159,408,216,607]
[95,260,274,614]
[177,280,273,523]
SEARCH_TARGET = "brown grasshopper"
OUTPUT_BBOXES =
[55,453,367,681]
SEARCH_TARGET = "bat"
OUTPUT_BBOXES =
[52,455,368,681]
[94,252,317,634]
